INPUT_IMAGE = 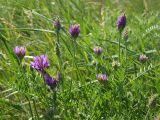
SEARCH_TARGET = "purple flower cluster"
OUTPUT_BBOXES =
[139,54,148,63]
[43,71,61,88]
[93,47,103,55]
[31,55,50,72]
[43,72,58,88]
[70,24,80,38]
[54,19,61,31]
[96,74,108,81]
[13,46,26,59]
[30,55,60,88]
[117,14,126,32]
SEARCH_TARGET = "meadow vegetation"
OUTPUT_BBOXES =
[0,0,160,119]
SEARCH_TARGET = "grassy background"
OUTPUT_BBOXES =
[0,0,160,119]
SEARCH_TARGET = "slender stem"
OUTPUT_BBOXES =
[69,39,76,96]
[134,63,137,77]
[25,95,34,120]
[144,108,150,120]
[56,31,62,70]
[73,40,76,62]
[125,43,127,64]
[56,30,60,45]
[19,58,27,91]
[53,89,57,109]
[118,32,122,62]
[72,40,82,80]
[55,30,61,59]
[56,30,64,92]
[125,41,128,75]
[69,38,81,97]
[33,99,40,120]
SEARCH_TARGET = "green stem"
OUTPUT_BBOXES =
[73,40,76,63]
[72,40,82,80]
[55,30,61,59]
[69,39,76,96]
[25,95,34,120]
[125,41,128,75]
[33,99,40,120]
[118,32,121,62]
[134,63,137,77]
[53,89,57,109]
[56,30,60,45]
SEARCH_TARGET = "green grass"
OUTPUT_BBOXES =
[0,0,160,119]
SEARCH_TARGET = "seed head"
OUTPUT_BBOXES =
[123,31,128,41]
[154,114,160,120]
[91,60,98,66]
[112,61,120,70]
[148,94,158,108]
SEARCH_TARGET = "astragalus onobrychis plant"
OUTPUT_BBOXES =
[0,0,160,120]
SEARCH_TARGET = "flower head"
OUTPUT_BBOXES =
[112,61,120,70]
[13,46,26,59]
[96,74,108,81]
[31,55,50,72]
[91,60,98,66]
[139,54,148,63]
[117,14,126,32]
[43,72,58,88]
[123,31,128,41]
[54,19,61,31]
[148,94,158,108]
[93,47,103,55]
[70,24,80,38]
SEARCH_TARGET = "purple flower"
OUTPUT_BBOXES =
[117,14,126,31]
[96,74,108,81]
[13,46,26,59]
[43,72,58,88]
[93,47,103,55]
[54,19,61,31]
[31,55,50,72]
[139,54,148,63]
[70,24,80,38]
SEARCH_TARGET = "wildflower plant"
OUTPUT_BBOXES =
[117,13,127,62]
